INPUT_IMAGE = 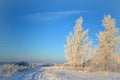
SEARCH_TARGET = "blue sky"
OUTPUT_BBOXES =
[0,0,120,63]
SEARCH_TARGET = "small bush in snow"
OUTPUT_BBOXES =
[0,62,38,79]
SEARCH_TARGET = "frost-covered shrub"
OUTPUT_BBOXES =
[17,66,28,72]
[0,62,37,79]
[0,64,18,78]
[29,64,38,69]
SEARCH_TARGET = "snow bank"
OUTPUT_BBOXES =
[44,66,120,80]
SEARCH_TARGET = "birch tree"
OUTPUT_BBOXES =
[96,15,120,71]
[65,17,91,69]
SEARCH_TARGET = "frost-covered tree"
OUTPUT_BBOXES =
[96,15,120,71]
[65,17,91,69]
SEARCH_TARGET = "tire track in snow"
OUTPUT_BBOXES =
[7,67,45,80]
[31,68,45,80]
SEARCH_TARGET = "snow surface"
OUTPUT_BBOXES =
[6,67,45,80]
[1,66,120,80]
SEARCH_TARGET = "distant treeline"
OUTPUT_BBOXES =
[0,61,29,66]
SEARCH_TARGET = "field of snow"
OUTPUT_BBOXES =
[44,66,120,80]
[1,66,120,80]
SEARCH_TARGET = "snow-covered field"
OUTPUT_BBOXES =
[43,66,120,80]
[1,66,120,80]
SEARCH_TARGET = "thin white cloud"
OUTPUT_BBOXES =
[21,10,89,21]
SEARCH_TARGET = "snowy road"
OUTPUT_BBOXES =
[5,66,120,80]
[7,67,45,80]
